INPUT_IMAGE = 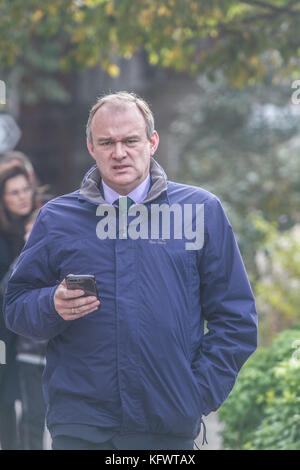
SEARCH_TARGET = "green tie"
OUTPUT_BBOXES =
[114,197,134,210]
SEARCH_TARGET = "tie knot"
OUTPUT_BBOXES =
[114,196,134,210]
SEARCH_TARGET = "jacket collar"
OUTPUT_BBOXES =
[79,158,168,205]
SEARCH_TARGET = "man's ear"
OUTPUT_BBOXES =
[87,138,95,160]
[149,131,159,157]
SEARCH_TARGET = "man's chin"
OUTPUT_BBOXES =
[109,177,140,195]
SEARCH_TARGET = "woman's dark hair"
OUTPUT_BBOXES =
[0,163,36,234]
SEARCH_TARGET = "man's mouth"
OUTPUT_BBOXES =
[112,164,131,171]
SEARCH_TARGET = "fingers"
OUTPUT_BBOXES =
[60,278,84,299]
[60,296,101,321]
[54,278,100,321]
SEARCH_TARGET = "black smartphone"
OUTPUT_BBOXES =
[65,274,99,298]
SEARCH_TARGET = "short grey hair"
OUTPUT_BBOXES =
[86,91,155,144]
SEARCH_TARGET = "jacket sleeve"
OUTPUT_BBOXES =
[3,210,68,341]
[193,196,258,416]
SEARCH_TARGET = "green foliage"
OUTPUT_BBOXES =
[253,218,300,342]
[1,0,300,102]
[218,327,300,450]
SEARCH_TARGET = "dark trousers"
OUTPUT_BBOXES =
[52,434,194,450]
[18,362,46,450]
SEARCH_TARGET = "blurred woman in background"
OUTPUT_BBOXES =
[0,151,52,207]
[15,208,48,450]
[0,163,37,449]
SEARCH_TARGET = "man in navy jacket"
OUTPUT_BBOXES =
[4,92,257,450]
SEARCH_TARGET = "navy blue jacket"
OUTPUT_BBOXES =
[4,159,257,439]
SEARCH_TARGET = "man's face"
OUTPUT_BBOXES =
[87,102,159,195]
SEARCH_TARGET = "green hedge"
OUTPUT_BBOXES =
[218,327,300,450]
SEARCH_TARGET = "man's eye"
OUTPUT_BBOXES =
[101,141,112,146]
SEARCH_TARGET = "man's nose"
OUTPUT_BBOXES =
[112,141,126,158]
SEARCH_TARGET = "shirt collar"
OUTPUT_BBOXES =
[102,173,151,205]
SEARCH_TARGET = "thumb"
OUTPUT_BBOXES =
[62,274,75,288]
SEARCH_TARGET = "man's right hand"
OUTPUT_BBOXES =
[54,278,100,321]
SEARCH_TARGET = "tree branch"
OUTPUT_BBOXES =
[240,0,284,12]
[240,0,300,15]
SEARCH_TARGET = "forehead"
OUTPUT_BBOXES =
[91,102,147,137]
[5,174,28,190]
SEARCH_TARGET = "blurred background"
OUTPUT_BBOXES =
[0,0,299,450]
